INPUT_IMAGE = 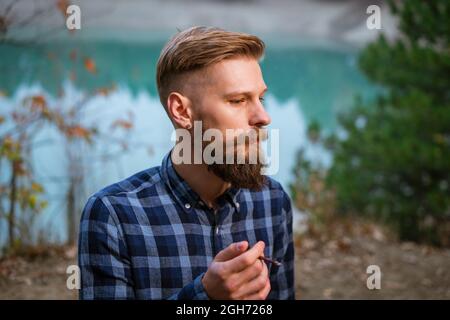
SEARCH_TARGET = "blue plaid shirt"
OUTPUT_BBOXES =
[78,150,295,300]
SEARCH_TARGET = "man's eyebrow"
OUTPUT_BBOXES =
[223,87,268,97]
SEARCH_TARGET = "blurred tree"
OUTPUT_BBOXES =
[0,0,66,46]
[0,93,95,251]
[0,0,138,251]
[327,1,450,246]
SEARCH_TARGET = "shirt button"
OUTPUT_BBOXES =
[235,202,240,209]
[215,227,219,235]
[184,203,191,209]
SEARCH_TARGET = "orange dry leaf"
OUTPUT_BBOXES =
[111,120,133,130]
[96,88,109,96]
[13,160,27,176]
[66,125,91,139]
[56,0,70,16]
[96,85,116,96]
[31,95,47,110]
[31,182,44,193]
[84,58,97,74]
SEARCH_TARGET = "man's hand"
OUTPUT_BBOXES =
[202,240,271,300]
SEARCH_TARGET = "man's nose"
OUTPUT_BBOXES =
[249,99,271,127]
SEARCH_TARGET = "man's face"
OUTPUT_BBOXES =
[187,57,271,189]
[189,57,270,134]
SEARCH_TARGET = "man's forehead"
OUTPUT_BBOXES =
[191,58,266,93]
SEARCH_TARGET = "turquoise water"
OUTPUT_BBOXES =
[0,37,377,245]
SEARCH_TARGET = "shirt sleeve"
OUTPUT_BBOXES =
[166,272,210,300]
[78,196,135,299]
[267,188,296,300]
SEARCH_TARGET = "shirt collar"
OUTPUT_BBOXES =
[160,149,241,211]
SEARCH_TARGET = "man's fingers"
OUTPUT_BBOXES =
[224,241,265,273]
[215,241,248,262]
[233,260,268,299]
[243,278,271,300]
[233,258,265,286]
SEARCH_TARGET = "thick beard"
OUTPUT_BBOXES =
[208,161,267,191]
[205,132,267,191]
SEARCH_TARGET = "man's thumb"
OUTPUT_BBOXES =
[214,241,248,262]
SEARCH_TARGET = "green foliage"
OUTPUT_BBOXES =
[327,1,450,246]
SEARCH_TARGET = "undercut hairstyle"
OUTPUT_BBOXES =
[156,26,265,108]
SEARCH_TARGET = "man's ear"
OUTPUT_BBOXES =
[166,92,193,129]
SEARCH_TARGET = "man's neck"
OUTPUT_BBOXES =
[171,152,230,209]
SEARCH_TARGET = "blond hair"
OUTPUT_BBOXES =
[156,26,265,108]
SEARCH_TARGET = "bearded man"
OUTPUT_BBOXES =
[78,26,295,300]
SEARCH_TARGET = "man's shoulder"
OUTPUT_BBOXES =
[263,176,291,200]
[261,176,293,222]
[81,165,166,222]
[264,176,285,192]
[89,165,164,202]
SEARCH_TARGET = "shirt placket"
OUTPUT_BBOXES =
[212,208,219,256]
[210,201,236,256]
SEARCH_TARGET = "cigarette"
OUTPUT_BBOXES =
[258,256,282,266]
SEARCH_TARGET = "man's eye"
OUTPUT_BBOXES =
[259,97,265,103]
[230,98,245,104]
